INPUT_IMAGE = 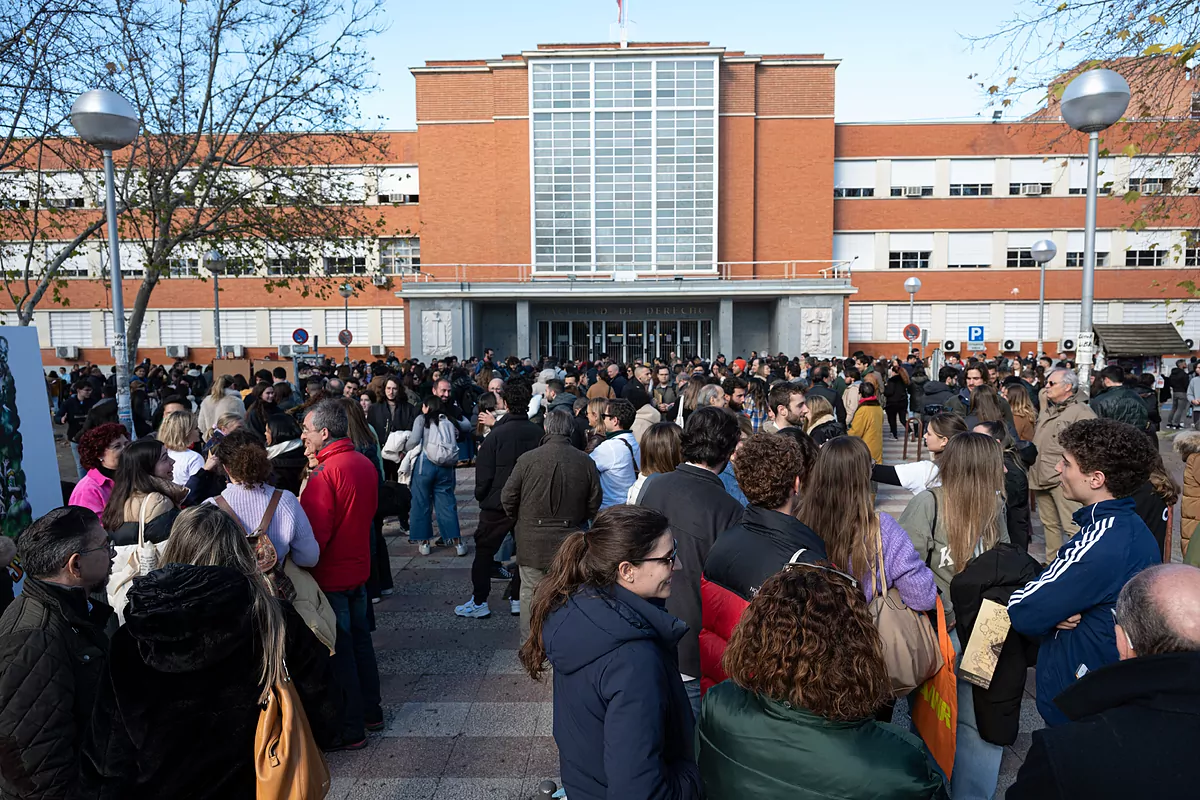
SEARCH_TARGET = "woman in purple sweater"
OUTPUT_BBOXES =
[797,435,937,611]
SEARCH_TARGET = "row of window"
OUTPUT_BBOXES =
[833,155,1199,199]
[13,308,407,349]
[0,238,420,280]
[835,230,1192,270]
[0,167,419,210]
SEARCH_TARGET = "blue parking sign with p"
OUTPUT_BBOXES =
[968,325,984,342]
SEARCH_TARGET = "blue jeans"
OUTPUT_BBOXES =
[409,456,460,543]
[326,584,382,741]
[949,629,1004,800]
[69,442,85,479]
[683,679,701,724]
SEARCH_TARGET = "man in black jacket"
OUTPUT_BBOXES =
[638,406,744,720]
[57,382,94,478]
[805,366,846,424]
[1007,564,1200,799]
[1167,358,1191,429]
[0,507,114,799]
[457,378,543,619]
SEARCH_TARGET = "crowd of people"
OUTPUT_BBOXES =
[2,345,1199,799]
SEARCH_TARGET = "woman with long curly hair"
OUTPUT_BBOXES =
[697,563,947,798]
[520,505,702,800]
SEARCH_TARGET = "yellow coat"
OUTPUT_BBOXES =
[849,400,884,464]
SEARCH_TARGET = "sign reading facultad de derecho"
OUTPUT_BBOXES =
[532,304,713,319]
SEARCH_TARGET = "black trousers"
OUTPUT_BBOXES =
[886,405,907,438]
[472,508,520,605]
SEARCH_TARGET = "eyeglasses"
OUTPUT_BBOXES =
[1045,381,1061,388]
[786,559,859,589]
[635,539,678,565]
[79,541,116,558]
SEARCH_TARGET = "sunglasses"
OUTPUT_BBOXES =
[786,556,859,589]
[635,539,679,565]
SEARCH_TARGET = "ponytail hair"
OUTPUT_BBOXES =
[519,505,670,680]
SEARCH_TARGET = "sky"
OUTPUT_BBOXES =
[358,0,1046,130]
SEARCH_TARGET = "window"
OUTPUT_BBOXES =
[1065,231,1112,267]
[269,310,312,346]
[945,304,991,341]
[833,233,875,270]
[848,305,873,341]
[218,310,257,347]
[159,311,201,347]
[381,309,406,346]
[380,238,421,274]
[889,250,930,269]
[1067,157,1116,195]
[377,167,419,205]
[100,243,145,279]
[947,233,993,268]
[168,258,199,278]
[324,309,369,345]
[885,304,931,340]
[1009,159,1055,195]
[323,256,367,275]
[1123,302,1168,324]
[103,312,150,347]
[1129,177,1171,195]
[948,159,995,197]
[1192,91,1200,120]
[834,160,875,198]
[889,160,934,196]
[41,172,87,208]
[267,254,310,276]
[50,312,93,347]
[377,193,418,204]
[1007,249,1035,268]
[531,57,717,273]
[1063,302,1109,341]
[1004,304,1050,340]
[1127,250,1167,267]
[950,184,992,196]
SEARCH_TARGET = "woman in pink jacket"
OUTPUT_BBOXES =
[68,422,129,517]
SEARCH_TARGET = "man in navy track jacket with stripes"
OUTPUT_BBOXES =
[1008,418,1161,727]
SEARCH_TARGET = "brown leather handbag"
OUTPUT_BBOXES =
[254,662,331,800]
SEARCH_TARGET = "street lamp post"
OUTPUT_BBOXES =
[1062,68,1130,388]
[1031,239,1057,359]
[338,284,354,365]
[204,249,226,358]
[70,89,140,438]
[904,276,922,325]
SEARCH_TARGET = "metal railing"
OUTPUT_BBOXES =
[404,260,854,284]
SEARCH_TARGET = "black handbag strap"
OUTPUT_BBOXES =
[927,490,939,567]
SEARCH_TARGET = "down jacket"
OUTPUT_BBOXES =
[0,578,114,800]
[1174,431,1200,558]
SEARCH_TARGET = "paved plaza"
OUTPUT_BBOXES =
[51,421,1190,799]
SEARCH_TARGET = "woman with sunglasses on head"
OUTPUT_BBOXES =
[697,563,947,799]
[521,505,702,800]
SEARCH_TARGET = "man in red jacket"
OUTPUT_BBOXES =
[300,399,381,751]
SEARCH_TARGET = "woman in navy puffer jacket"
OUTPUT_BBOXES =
[520,505,702,800]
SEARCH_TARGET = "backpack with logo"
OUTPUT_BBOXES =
[423,417,459,467]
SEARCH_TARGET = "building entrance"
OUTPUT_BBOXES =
[535,318,712,363]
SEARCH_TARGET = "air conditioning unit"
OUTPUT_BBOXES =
[54,345,79,360]
[1186,338,1196,351]
[1020,183,1044,196]
[222,344,245,358]
[903,185,925,197]
[942,339,959,353]
[370,345,387,356]
[278,345,296,358]
[1058,338,1077,352]
[371,275,389,287]
[1000,337,1019,353]
[164,345,189,359]
[1141,182,1164,194]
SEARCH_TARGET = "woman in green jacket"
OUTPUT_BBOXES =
[697,562,948,800]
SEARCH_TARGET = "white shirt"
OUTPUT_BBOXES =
[168,448,205,487]
[893,460,941,495]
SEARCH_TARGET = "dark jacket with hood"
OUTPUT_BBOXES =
[700,506,826,693]
[501,434,602,570]
[0,579,113,800]
[919,380,955,415]
[1089,384,1150,431]
[546,392,585,449]
[1006,650,1200,799]
[77,564,340,799]
[474,412,544,512]
[542,584,703,800]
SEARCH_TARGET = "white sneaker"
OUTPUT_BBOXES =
[510,599,520,616]
[417,541,431,556]
[455,600,490,618]
[453,539,468,557]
